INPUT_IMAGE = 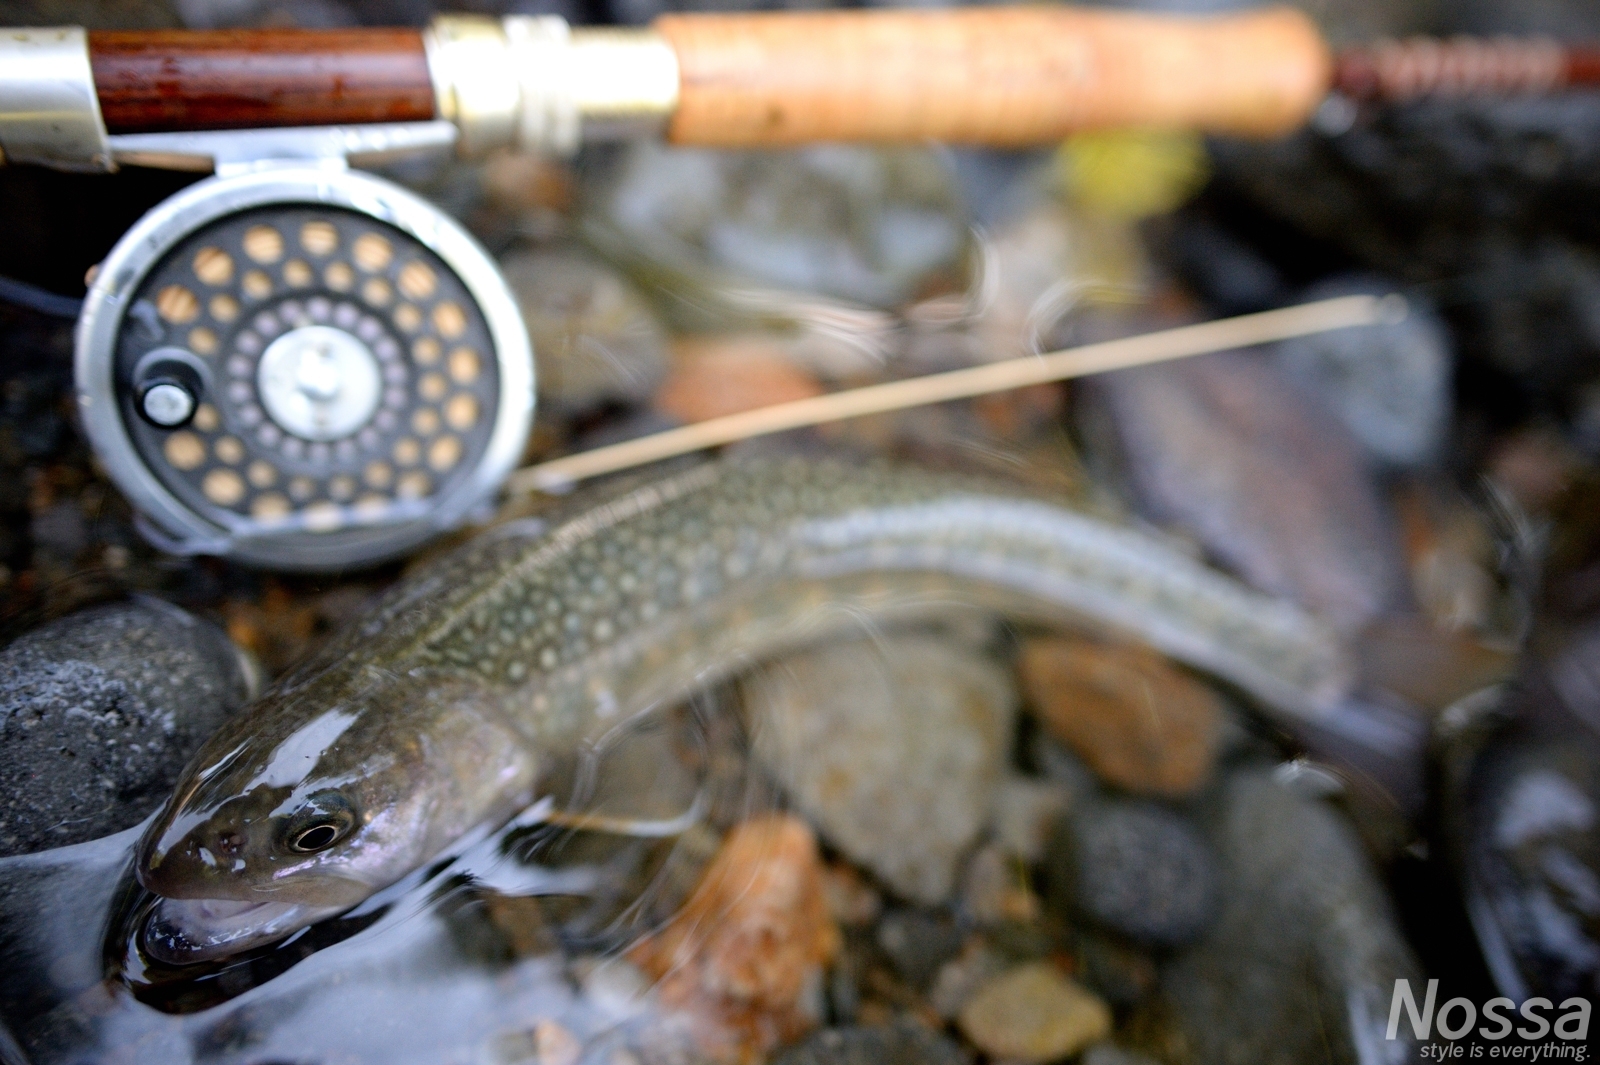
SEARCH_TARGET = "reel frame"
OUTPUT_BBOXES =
[76,161,534,570]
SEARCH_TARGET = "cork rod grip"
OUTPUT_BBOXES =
[655,4,1332,146]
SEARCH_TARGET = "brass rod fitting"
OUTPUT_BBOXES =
[424,14,679,158]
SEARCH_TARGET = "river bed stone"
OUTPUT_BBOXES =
[0,599,256,856]
[628,815,838,1064]
[1019,637,1223,798]
[499,247,670,417]
[956,962,1112,1064]
[1082,347,1414,633]
[1273,275,1453,470]
[1141,770,1425,1064]
[743,634,1017,905]
[1047,799,1219,949]
[770,1019,970,1065]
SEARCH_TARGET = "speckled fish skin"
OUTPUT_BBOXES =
[136,457,1352,960]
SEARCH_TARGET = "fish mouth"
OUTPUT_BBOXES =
[142,896,343,965]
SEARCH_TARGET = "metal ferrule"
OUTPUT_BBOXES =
[0,26,113,171]
[425,15,679,158]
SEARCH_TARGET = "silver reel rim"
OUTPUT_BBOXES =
[75,166,535,570]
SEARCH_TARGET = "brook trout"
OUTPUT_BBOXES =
[136,458,1350,963]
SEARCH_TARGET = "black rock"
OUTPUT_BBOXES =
[1443,621,1600,1002]
[772,1020,971,1065]
[1275,274,1453,470]
[1146,771,1425,1064]
[1208,94,1600,414]
[0,599,256,856]
[1048,800,1219,949]
[1072,928,1158,1007]
[874,907,967,989]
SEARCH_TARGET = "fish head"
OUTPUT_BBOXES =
[135,669,538,964]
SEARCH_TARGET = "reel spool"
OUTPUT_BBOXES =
[76,165,534,570]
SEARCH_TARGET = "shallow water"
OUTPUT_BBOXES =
[0,706,730,1065]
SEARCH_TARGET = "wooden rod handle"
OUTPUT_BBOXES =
[88,29,434,134]
[656,4,1332,146]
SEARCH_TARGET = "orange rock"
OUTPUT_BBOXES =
[481,151,574,215]
[629,815,840,1064]
[655,336,825,424]
[1018,638,1221,798]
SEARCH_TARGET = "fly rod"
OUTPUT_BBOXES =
[0,6,1584,569]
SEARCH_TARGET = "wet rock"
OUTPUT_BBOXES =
[585,143,969,327]
[928,939,1008,1019]
[989,775,1072,863]
[1461,740,1600,1002]
[480,152,573,240]
[821,862,883,928]
[221,581,382,678]
[874,908,965,990]
[1485,427,1581,518]
[1073,929,1159,1008]
[1393,483,1502,636]
[1441,619,1600,1002]
[1165,213,1288,315]
[1030,732,1103,800]
[499,248,670,416]
[1047,799,1219,949]
[956,963,1111,1064]
[1150,770,1424,1064]
[28,501,89,566]
[1209,97,1600,408]
[1274,276,1452,470]
[1018,637,1223,799]
[1082,1044,1163,1065]
[770,1019,970,1065]
[1084,347,1413,632]
[487,1018,582,1065]
[969,198,1147,366]
[0,599,256,856]
[958,842,1039,925]
[628,815,839,1064]
[655,335,826,424]
[744,635,1016,905]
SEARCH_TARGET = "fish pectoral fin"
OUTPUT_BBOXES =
[531,795,706,839]
[500,790,705,840]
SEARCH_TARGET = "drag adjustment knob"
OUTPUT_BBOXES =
[134,356,203,429]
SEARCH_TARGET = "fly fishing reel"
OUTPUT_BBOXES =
[0,6,1375,570]
[77,163,534,570]
[34,8,685,570]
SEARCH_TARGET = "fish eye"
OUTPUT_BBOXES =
[280,790,357,855]
[291,823,341,852]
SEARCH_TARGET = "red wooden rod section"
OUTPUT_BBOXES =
[88,29,435,134]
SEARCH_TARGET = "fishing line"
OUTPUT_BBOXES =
[510,292,1403,494]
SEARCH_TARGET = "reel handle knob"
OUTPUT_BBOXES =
[134,356,203,429]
